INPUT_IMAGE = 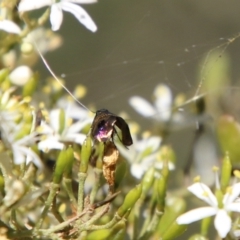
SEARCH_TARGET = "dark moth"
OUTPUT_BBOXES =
[91,109,133,147]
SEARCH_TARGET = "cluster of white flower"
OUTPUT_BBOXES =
[37,107,93,152]
[0,88,43,168]
[0,0,97,34]
[117,131,175,179]
[0,79,94,169]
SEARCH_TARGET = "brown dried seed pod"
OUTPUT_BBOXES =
[102,142,119,189]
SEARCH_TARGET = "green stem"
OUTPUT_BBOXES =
[63,177,77,206]
[35,182,59,229]
[139,210,151,237]
[52,196,64,223]
[80,203,110,231]
[139,209,163,240]
[19,162,26,178]
[132,200,143,240]
[90,169,102,204]
[36,210,89,236]
[9,210,18,230]
[77,172,87,214]
[8,230,32,239]
[83,211,119,231]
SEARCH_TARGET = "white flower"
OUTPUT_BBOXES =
[129,84,207,132]
[11,133,43,169]
[9,65,33,86]
[0,20,21,34]
[0,88,43,168]
[0,120,43,169]
[129,84,173,122]
[176,182,240,238]
[18,0,97,32]
[38,108,92,151]
[57,97,91,120]
[117,134,162,179]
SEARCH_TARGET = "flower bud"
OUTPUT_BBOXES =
[117,184,142,217]
[188,234,208,240]
[9,66,33,86]
[95,142,104,170]
[14,124,32,140]
[156,161,169,211]
[58,109,65,135]
[160,221,187,240]
[87,221,126,240]
[157,145,175,171]
[64,147,74,179]
[217,115,240,164]
[79,135,92,173]
[22,72,39,97]
[158,197,186,237]
[114,158,127,189]
[86,229,111,240]
[0,68,9,83]
[141,167,155,199]
[220,152,232,191]
[53,147,74,184]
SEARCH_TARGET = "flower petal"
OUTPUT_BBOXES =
[66,133,86,145]
[153,84,172,121]
[225,202,240,212]
[18,0,50,12]
[61,2,97,32]
[129,96,157,118]
[38,138,64,151]
[155,161,175,171]
[0,20,21,34]
[57,98,89,120]
[12,147,26,165]
[12,145,43,169]
[214,209,231,238]
[177,207,217,224]
[130,163,146,179]
[64,0,97,3]
[135,136,161,152]
[39,122,54,135]
[65,118,92,134]
[50,3,63,31]
[188,182,218,207]
[49,109,64,133]
[223,182,240,206]
[19,146,43,169]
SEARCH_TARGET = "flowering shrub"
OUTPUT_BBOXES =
[0,1,240,240]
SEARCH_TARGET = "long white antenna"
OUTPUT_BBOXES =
[33,42,92,112]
